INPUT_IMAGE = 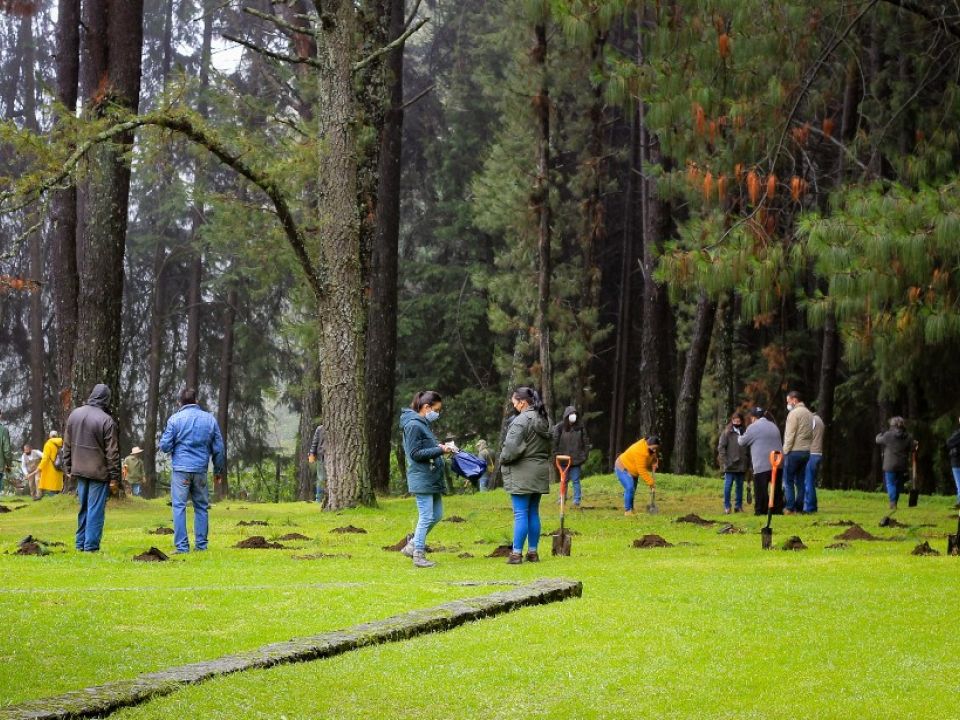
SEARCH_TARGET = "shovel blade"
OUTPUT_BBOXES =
[761,527,773,550]
[552,530,572,556]
[879,516,891,527]
[948,534,959,556]
[646,503,659,515]
[908,490,919,507]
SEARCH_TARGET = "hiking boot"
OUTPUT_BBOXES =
[525,551,540,563]
[506,552,523,565]
[400,538,415,558]
[723,507,731,515]
[624,510,636,517]
[412,550,435,568]
[889,501,897,511]
[784,509,794,515]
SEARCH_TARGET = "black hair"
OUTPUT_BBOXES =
[646,434,661,447]
[512,386,548,420]
[750,406,765,418]
[180,387,197,406]
[410,390,443,411]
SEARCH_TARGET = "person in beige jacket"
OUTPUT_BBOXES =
[782,390,813,514]
[803,413,825,513]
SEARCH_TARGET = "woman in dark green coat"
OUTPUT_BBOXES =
[400,391,455,568]
[500,386,552,564]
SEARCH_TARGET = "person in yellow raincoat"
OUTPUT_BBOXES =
[37,431,64,496]
[614,435,660,516]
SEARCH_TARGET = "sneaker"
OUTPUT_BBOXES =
[723,508,731,515]
[400,538,415,558]
[784,509,794,515]
[506,552,523,565]
[525,551,539,563]
[624,510,636,517]
[412,551,435,568]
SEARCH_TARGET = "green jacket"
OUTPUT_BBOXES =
[499,409,551,495]
[0,424,11,471]
[123,455,145,483]
[400,408,445,495]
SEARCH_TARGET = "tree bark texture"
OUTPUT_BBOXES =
[533,21,554,421]
[365,0,404,496]
[672,292,717,474]
[51,0,80,427]
[73,0,144,404]
[215,286,237,499]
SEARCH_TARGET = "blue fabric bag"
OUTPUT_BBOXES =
[451,451,487,480]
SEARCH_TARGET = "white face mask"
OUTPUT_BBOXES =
[786,403,793,413]
[568,414,577,424]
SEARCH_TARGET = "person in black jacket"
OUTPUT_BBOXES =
[876,417,916,510]
[717,412,749,513]
[946,416,960,508]
[552,405,590,507]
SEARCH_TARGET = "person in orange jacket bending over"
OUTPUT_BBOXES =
[615,435,660,516]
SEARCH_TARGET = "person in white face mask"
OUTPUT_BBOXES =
[552,405,591,508]
[717,412,749,513]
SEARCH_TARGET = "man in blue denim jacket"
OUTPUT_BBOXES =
[160,388,226,553]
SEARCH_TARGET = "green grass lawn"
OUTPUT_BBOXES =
[2,474,959,719]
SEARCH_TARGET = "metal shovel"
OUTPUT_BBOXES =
[761,451,783,550]
[552,455,573,556]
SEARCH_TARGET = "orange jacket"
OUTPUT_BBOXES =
[617,439,656,487]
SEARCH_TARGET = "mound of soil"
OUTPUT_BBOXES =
[149,527,174,535]
[133,547,169,562]
[292,553,351,560]
[911,541,940,556]
[457,552,474,559]
[234,535,285,549]
[879,518,909,528]
[782,536,808,550]
[330,525,367,534]
[814,519,856,527]
[382,534,412,551]
[487,545,514,558]
[632,534,674,548]
[236,520,269,527]
[277,532,310,541]
[0,505,11,513]
[675,514,715,526]
[835,524,877,541]
[444,515,467,523]
[825,542,851,550]
[16,541,47,556]
[717,523,743,534]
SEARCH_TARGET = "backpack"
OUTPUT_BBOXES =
[53,449,63,472]
[451,451,488,481]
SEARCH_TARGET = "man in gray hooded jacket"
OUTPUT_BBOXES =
[552,405,590,507]
[63,384,121,552]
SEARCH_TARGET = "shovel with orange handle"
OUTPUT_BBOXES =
[552,455,573,556]
[761,450,783,550]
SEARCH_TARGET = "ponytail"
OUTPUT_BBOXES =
[512,386,548,420]
[410,390,443,411]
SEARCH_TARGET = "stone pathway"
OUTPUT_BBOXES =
[0,578,582,720]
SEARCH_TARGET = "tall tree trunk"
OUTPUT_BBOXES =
[314,1,373,510]
[51,0,80,429]
[533,20,554,420]
[296,354,322,501]
[215,286,238,499]
[22,10,44,447]
[672,292,717,474]
[365,0,404,496]
[73,0,144,403]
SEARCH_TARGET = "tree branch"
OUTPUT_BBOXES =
[880,0,960,40]
[243,6,312,37]
[222,32,322,68]
[354,16,429,71]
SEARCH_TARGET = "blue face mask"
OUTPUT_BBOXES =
[425,410,440,423]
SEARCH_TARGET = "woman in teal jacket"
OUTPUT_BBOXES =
[400,391,455,568]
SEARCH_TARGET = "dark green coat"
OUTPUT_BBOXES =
[499,409,551,495]
[400,408,445,494]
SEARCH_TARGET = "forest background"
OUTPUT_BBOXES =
[2,0,960,508]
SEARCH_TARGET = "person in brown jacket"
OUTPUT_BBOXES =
[63,384,121,552]
[782,390,813,514]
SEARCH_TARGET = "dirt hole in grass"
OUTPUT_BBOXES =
[879,518,909,528]
[234,536,285,549]
[782,536,807,550]
[632,534,673,548]
[444,515,466,523]
[331,525,367,534]
[835,524,877,541]
[277,533,310,541]
[825,542,851,550]
[717,523,743,534]
[236,520,268,527]
[675,513,715,526]
[487,545,514,557]
[148,527,174,535]
[0,505,11,513]
[912,541,940,556]
[292,553,351,560]
[16,541,47,555]
[133,547,169,562]
[457,552,474,559]
[815,519,856,527]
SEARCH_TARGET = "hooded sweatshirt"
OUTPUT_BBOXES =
[37,437,64,492]
[552,406,591,466]
[63,384,121,483]
[499,408,552,495]
[400,408,445,494]
[876,427,914,473]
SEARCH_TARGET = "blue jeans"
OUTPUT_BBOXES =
[562,465,583,505]
[131,483,142,496]
[413,493,443,551]
[511,493,542,553]
[884,471,906,505]
[783,451,810,511]
[172,471,210,553]
[804,454,822,512]
[315,460,327,503]
[952,467,960,503]
[75,477,109,551]
[615,467,636,510]
[723,472,744,510]
[478,471,489,491]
